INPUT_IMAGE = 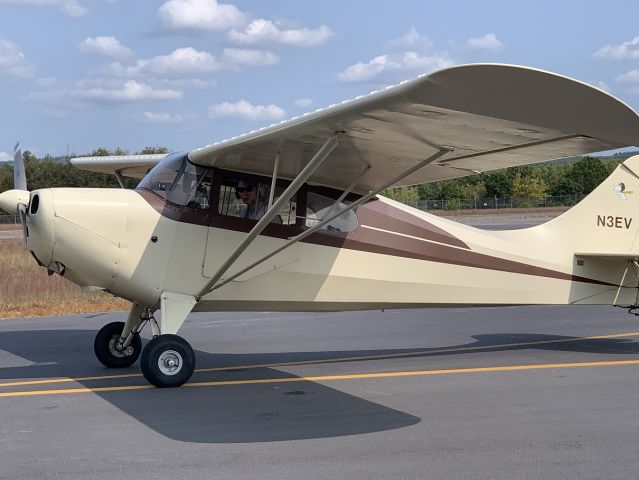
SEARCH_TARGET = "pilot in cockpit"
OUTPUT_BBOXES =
[236,180,282,223]
[236,181,261,219]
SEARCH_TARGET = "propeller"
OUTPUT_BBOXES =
[0,141,29,245]
[13,141,27,191]
[17,202,28,245]
[14,142,28,245]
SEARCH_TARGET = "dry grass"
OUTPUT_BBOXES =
[0,239,130,319]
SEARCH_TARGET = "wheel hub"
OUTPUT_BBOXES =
[158,350,183,376]
[108,335,130,358]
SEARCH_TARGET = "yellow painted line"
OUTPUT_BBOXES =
[0,384,153,397]
[0,372,144,388]
[1,330,639,389]
[195,330,639,374]
[2,358,639,398]
[188,359,639,387]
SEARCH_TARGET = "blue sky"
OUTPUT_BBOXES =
[2,0,639,160]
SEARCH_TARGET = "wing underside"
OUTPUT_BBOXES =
[189,64,639,194]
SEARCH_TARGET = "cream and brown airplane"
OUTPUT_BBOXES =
[2,63,639,388]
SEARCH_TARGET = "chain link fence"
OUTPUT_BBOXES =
[0,214,19,224]
[400,195,587,211]
[0,195,587,223]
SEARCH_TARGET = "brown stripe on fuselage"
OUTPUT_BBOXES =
[136,189,617,287]
[357,200,470,249]
[303,227,617,287]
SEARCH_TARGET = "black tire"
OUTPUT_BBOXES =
[140,334,195,388]
[94,321,142,368]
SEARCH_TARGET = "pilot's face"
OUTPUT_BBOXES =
[237,181,256,205]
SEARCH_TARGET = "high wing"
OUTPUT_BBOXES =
[70,154,167,179]
[189,64,639,194]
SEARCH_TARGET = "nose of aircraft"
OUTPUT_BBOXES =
[24,189,56,269]
[46,188,131,288]
[0,188,56,268]
[7,187,133,289]
[0,189,29,214]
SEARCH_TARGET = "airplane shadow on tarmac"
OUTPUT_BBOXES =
[1,329,639,443]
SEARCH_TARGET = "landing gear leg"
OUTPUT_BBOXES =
[140,292,197,388]
[94,303,148,368]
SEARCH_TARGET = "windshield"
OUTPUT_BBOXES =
[137,152,212,208]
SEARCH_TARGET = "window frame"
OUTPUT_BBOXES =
[210,167,363,236]
[211,168,305,229]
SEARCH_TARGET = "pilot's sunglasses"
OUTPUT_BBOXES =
[235,185,255,193]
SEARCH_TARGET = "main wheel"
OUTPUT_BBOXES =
[94,321,142,368]
[140,334,195,388]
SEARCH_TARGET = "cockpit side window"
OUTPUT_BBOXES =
[216,173,296,225]
[304,189,359,232]
[137,152,212,209]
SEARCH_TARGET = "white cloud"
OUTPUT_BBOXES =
[338,52,453,82]
[119,47,221,76]
[141,111,184,124]
[157,0,246,32]
[188,78,216,88]
[0,151,11,162]
[614,70,639,94]
[222,48,280,67]
[294,98,312,108]
[209,99,285,120]
[615,69,639,83]
[389,26,433,50]
[594,37,639,60]
[79,36,133,59]
[0,37,36,77]
[401,51,452,70]
[466,33,503,52]
[228,19,334,47]
[108,47,277,78]
[0,0,87,17]
[338,55,399,82]
[73,80,182,102]
[29,78,186,109]
[589,80,611,93]
[151,78,216,89]
[338,28,454,82]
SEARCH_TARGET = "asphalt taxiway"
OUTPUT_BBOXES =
[2,305,639,479]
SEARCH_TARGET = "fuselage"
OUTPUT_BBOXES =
[22,164,639,313]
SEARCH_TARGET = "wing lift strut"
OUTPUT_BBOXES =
[112,134,450,387]
[196,135,450,299]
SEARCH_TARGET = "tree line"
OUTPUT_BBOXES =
[0,148,632,207]
[0,146,168,193]
[383,155,627,205]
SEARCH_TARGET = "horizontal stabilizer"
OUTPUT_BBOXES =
[70,154,167,179]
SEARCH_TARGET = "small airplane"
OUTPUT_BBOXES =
[2,64,639,388]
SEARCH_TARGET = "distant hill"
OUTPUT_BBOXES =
[606,150,639,161]
[535,150,639,166]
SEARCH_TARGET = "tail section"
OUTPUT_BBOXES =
[0,141,29,216]
[492,155,639,307]
[543,154,639,258]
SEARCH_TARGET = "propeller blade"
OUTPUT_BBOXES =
[17,202,28,246]
[13,142,26,191]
